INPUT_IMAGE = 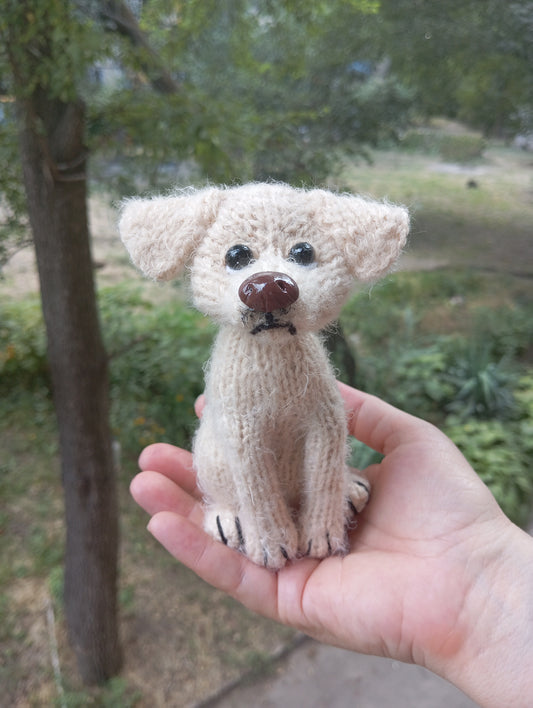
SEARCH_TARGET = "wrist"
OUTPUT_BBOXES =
[435,520,533,707]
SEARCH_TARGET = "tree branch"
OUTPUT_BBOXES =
[98,0,181,94]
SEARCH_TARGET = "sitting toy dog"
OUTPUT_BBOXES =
[119,183,409,569]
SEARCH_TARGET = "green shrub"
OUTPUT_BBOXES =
[471,305,533,361]
[438,134,485,163]
[340,269,484,349]
[339,271,531,423]
[360,340,456,419]
[445,415,533,527]
[0,298,49,393]
[100,285,215,456]
[445,347,515,420]
[399,127,442,154]
[353,333,519,423]
[399,128,485,163]
[515,373,533,420]
[0,285,214,456]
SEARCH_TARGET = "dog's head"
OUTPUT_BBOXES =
[119,183,409,335]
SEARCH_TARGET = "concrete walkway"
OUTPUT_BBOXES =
[202,638,479,708]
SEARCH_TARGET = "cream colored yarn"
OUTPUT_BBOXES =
[119,183,409,569]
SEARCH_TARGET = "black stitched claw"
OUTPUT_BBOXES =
[348,500,358,515]
[235,516,244,547]
[306,540,312,556]
[326,532,332,554]
[355,480,370,495]
[263,549,269,567]
[280,546,289,560]
[216,515,228,545]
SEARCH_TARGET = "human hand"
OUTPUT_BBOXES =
[131,383,533,708]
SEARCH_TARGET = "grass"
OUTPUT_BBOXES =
[341,144,533,221]
[1,133,532,705]
[339,144,533,271]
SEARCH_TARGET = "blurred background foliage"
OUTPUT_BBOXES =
[2,0,533,259]
[2,268,532,526]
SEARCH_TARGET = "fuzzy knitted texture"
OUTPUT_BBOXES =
[119,183,409,569]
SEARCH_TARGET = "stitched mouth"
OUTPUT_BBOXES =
[246,312,297,336]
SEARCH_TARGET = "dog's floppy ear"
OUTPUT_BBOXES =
[119,187,223,280]
[317,192,409,281]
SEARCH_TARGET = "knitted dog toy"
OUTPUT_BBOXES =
[119,183,409,569]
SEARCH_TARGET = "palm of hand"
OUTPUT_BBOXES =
[131,384,509,675]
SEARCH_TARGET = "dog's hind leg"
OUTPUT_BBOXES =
[345,470,371,516]
[297,377,366,560]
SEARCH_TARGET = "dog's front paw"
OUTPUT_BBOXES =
[247,532,298,571]
[204,507,298,571]
[204,507,245,550]
[243,519,299,570]
[300,518,348,560]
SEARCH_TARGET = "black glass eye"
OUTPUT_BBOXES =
[225,244,254,270]
[287,242,315,266]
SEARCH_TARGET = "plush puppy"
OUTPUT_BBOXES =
[119,183,409,569]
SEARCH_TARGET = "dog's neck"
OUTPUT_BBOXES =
[209,326,329,383]
[218,323,319,349]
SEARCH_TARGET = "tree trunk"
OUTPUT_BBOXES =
[16,91,122,683]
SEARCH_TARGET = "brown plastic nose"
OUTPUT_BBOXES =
[238,271,299,313]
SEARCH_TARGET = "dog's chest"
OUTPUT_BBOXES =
[206,328,334,419]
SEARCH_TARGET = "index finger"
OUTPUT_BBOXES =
[338,382,440,456]
[138,442,201,498]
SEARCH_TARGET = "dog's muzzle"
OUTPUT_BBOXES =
[239,271,299,336]
[238,271,299,313]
